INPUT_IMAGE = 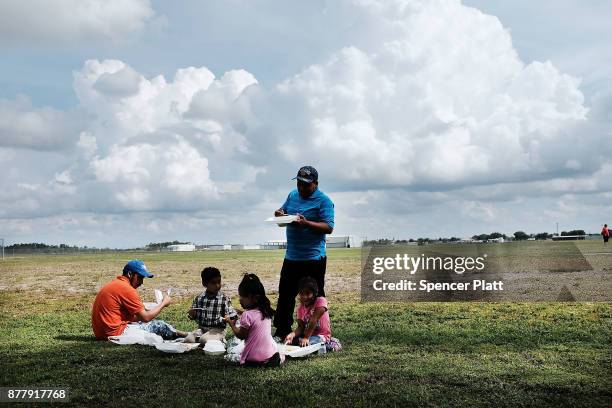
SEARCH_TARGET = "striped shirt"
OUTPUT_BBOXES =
[189,291,237,329]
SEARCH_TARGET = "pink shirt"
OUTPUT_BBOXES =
[239,309,280,365]
[297,296,332,341]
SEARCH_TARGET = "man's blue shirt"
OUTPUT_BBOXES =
[281,188,334,261]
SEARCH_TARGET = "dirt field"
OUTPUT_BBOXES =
[0,242,609,300]
[0,248,362,298]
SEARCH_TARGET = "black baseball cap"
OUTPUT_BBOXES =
[292,166,318,183]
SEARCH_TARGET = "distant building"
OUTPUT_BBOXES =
[326,235,362,248]
[231,244,261,250]
[207,244,232,251]
[262,240,287,250]
[166,244,195,252]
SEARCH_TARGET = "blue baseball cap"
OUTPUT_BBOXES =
[123,260,154,278]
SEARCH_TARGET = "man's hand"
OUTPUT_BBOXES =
[223,314,234,325]
[295,213,308,226]
[284,332,296,344]
[161,293,171,307]
[188,309,197,319]
[299,337,310,347]
[274,208,285,216]
[294,214,333,234]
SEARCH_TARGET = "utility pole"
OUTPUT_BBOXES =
[556,223,559,236]
[1,238,4,260]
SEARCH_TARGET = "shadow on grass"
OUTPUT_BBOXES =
[54,334,97,342]
[3,336,611,408]
[2,299,611,407]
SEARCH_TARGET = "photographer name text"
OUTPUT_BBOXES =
[372,279,504,292]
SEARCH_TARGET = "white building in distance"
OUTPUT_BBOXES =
[207,244,232,251]
[326,235,362,248]
[166,244,196,252]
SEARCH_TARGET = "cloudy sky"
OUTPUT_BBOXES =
[1,0,611,247]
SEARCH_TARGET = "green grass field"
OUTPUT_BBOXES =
[1,244,611,407]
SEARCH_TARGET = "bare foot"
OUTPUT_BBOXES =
[174,329,189,338]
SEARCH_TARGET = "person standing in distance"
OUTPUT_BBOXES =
[273,166,334,340]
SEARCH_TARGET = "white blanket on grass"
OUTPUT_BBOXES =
[223,337,322,363]
[108,325,201,353]
[109,324,163,346]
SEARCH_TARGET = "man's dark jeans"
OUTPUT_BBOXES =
[273,257,327,338]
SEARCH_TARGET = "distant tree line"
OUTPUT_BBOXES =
[2,242,121,255]
[3,241,196,252]
[363,237,461,246]
[146,240,190,250]
[513,230,585,240]
[363,228,587,245]
[6,242,83,250]
[472,232,506,240]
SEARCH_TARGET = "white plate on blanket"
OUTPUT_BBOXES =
[155,342,200,353]
[203,340,226,356]
[277,343,321,358]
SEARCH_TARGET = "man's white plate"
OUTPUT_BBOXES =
[144,289,171,310]
[265,215,299,225]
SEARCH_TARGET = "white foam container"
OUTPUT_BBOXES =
[265,215,299,226]
[154,342,200,353]
[277,342,321,358]
[203,340,226,356]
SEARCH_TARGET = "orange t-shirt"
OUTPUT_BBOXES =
[91,276,144,339]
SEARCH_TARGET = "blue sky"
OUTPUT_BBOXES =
[0,0,610,247]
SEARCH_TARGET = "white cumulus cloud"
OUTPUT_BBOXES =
[1,0,609,246]
[0,95,83,150]
[0,0,158,44]
[240,0,590,191]
[0,59,257,216]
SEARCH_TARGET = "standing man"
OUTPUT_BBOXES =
[602,224,609,245]
[92,260,186,340]
[273,166,334,340]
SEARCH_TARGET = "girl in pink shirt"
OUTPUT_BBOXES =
[225,274,284,367]
[285,277,332,348]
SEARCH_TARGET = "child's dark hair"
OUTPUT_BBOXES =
[298,276,319,297]
[238,273,275,319]
[201,267,221,284]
